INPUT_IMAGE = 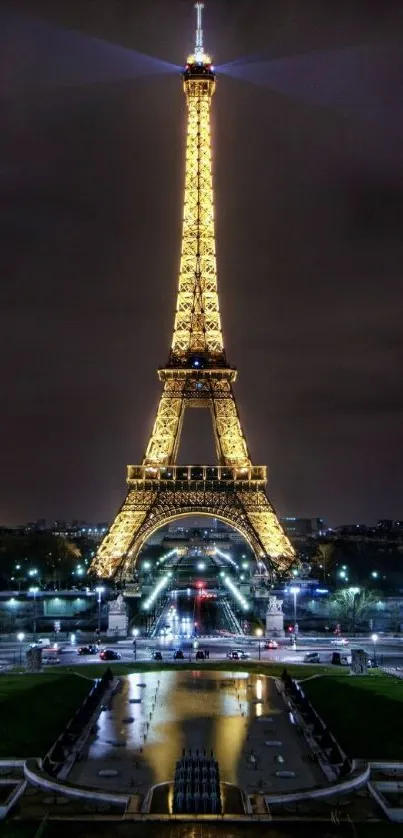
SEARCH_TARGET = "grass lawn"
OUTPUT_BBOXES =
[0,673,92,758]
[302,673,403,760]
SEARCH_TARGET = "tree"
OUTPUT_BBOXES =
[313,542,335,582]
[329,588,379,633]
[0,533,82,589]
[388,603,401,635]
[46,536,81,587]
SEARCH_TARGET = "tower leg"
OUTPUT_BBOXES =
[143,378,186,465]
[235,489,293,573]
[210,378,250,466]
[91,489,158,578]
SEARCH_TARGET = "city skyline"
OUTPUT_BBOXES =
[1,0,402,527]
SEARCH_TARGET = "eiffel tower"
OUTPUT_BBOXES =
[90,4,295,580]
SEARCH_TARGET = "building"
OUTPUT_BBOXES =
[281,517,324,539]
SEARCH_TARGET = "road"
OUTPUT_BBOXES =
[1,591,402,669]
[152,590,238,638]
[1,634,403,669]
[1,637,403,669]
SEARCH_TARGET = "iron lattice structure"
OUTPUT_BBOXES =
[90,5,295,580]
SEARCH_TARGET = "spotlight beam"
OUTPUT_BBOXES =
[0,7,178,97]
[218,40,403,129]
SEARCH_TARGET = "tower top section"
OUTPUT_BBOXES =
[185,2,214,72]
[195,2,205,62]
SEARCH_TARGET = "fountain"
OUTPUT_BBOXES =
[173,749,222,814]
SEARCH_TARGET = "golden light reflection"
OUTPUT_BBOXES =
[168,783,174,815]
[212,715,246,784]
[255,678,263,717]
[212,672,250,782]
[128,671,184,786]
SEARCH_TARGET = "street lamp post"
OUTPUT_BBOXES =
[132,627,139,660]
[349,587,360,637]
[95,587,104,637]
[17,632,25,666]
[289,586,300,637]
[255,628,263,660]
[29,587,39,638]
[371,633,378,667]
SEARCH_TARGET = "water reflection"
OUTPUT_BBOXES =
[255,678,263,717]
[44,822,359,838]
[81,670,255,789]
[74,669,317,797]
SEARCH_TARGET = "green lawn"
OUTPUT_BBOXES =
[0,673,92,758]
[302,673,403,760]
[0,827,39,838]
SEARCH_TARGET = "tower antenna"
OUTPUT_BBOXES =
[195,2,205,61]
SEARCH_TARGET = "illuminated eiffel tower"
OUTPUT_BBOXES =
[91,3,294,580]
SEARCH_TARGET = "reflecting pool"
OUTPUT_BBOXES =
[70,670,319,797]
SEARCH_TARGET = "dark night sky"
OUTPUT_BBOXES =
[1,1,403,527]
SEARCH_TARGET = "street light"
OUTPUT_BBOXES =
[371,633,378,666]
[17,632,25,665]
[29,586,39,637]
[289,586,300,632]
[255,628,263,661]
[95,586,104,636]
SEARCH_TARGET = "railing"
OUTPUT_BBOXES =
[127,465,267,484]
[380,666,403,679]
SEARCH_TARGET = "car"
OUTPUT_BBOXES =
[43,656,61,666]
[152,651,163,661]
[195,650,205,660]
[331,652,350,666]
[77,645,98,656]
[304,652,320,663]
[29,638,51,649]
[331,638,349,646]
[99,649,121,661]
[226,650,250,660]
[264,640,278,649]
[173,650,185,660]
